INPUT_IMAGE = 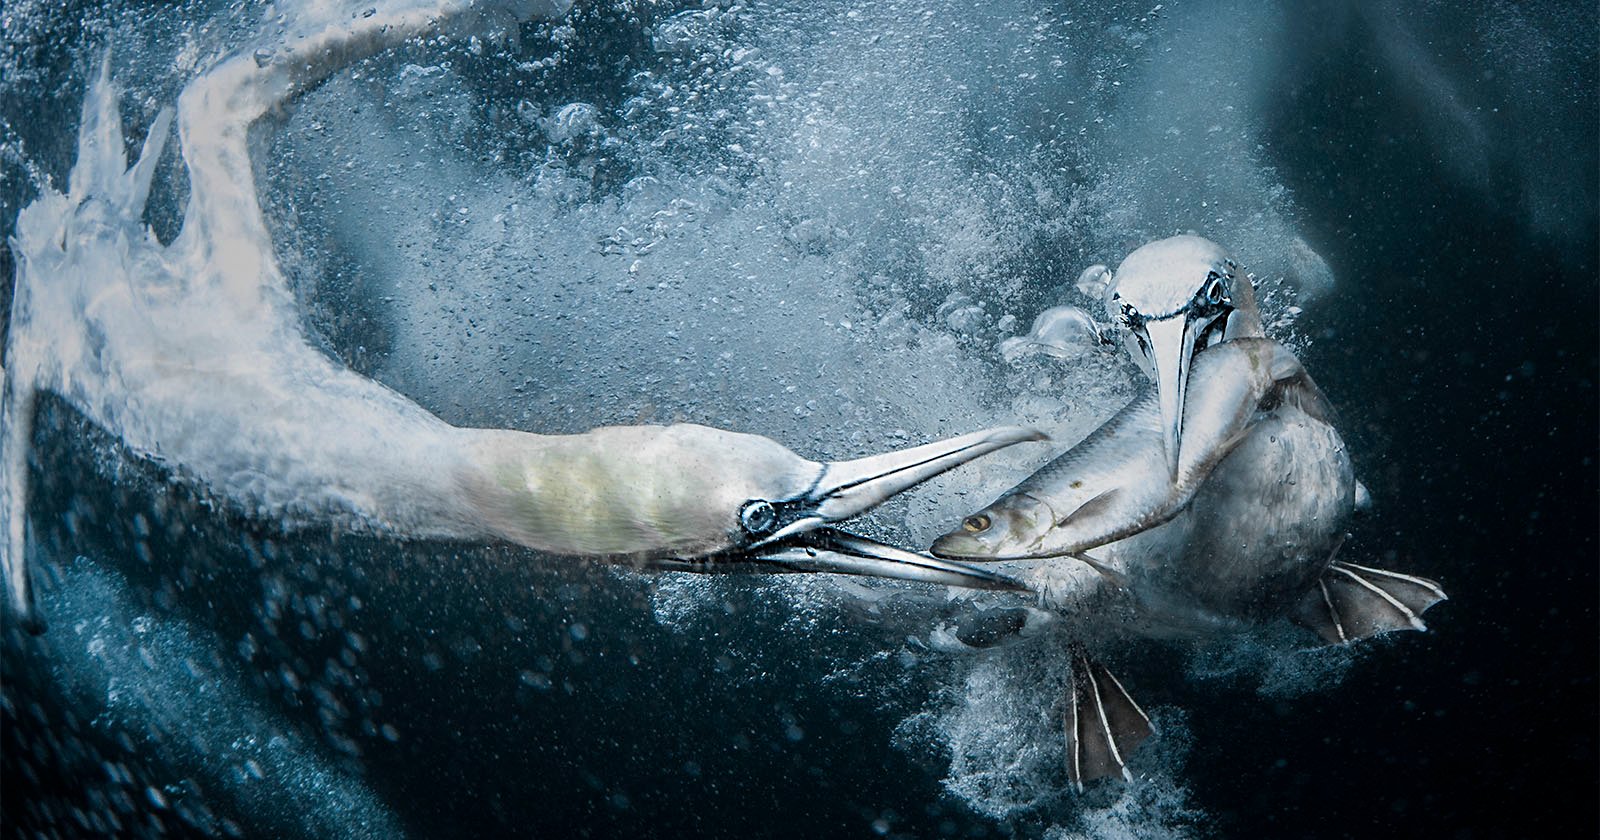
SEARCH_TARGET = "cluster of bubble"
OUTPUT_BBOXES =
[26,558,402,837]
[1,0,1476,835]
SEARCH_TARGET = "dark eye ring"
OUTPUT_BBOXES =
[739,500,778,536]
[1120,302,1143,329]
[963,514,992,533]
[1204,274,1227,305]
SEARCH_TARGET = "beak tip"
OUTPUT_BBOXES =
[982,425,1050,445]
[817,426,1051,522]
[1020,427,1051,443]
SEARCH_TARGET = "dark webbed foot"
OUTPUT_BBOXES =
[1293,560,1448,645]
[1064,646,1153,790]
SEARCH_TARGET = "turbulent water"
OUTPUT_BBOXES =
[2,1,1595,838]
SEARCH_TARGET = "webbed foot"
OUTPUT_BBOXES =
[1064,645,1153,790]
[1293,560,1447,645]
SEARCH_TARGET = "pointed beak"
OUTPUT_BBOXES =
[650,528,1030,592]
[692,425,1044,592]
[756,425,1048,545]
[1141,317,1200,481]
[756,529,1030,591]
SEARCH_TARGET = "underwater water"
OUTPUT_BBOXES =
[1,0,1595,837]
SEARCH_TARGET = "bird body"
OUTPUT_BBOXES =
[936,337,1355,638]
[932,235,1445,787]
[1,0,1038,630]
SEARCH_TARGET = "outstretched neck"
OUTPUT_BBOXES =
[451,424,757,561]
[453,429,592,554]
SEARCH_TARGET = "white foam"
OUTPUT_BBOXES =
[1,0,1344,832]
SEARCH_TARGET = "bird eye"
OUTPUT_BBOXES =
[739,500,778,536]
[1203,273,1227,305]
[962,514,991,533]
[1119,302,1142,328]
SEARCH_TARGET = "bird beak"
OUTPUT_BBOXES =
[663,425,1045,591]
[1141,317,1201,481]
[756,425,1049,546]
[651,528,1030,591]
[753,529,1030,591]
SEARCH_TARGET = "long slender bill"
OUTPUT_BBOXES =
[758,530,1029,591]
[1142,317,1197,481]
[812,426,1047,521]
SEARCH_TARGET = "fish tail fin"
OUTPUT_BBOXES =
[1064,645,1153,791]
[1353,480,1374,514]
[1293,560,1447,645]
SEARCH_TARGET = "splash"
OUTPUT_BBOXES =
[1,0,1352,834]
[905,629,1204,837]
[3,2,583,623]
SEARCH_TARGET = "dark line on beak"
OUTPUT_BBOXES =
[818,438,991,499]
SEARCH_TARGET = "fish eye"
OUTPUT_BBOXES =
[739,500,778,536]
[962,514,991,533]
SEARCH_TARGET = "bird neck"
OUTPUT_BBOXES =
[454,429,592,554]
[452,425,735,561]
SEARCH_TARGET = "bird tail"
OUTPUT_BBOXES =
[0,362,41,634]
[1292,560,1447,645]
[1063,646,1153,791]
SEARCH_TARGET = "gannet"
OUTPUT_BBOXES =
[931,235,1446,788]
[0,0,1042,632]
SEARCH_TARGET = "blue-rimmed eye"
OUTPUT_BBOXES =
[739,499,778,536]
[1203,273,1227,306]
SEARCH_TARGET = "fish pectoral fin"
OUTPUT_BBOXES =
[1292,561,1448,645]
[1064,647,1153,791]
[1056,487,1124,532]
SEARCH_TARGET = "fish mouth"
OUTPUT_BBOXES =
[930,493,1060,561]
[929,529,988,559]
[928,537,1058,563]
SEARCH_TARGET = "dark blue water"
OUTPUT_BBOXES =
[3,2,1595,837]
